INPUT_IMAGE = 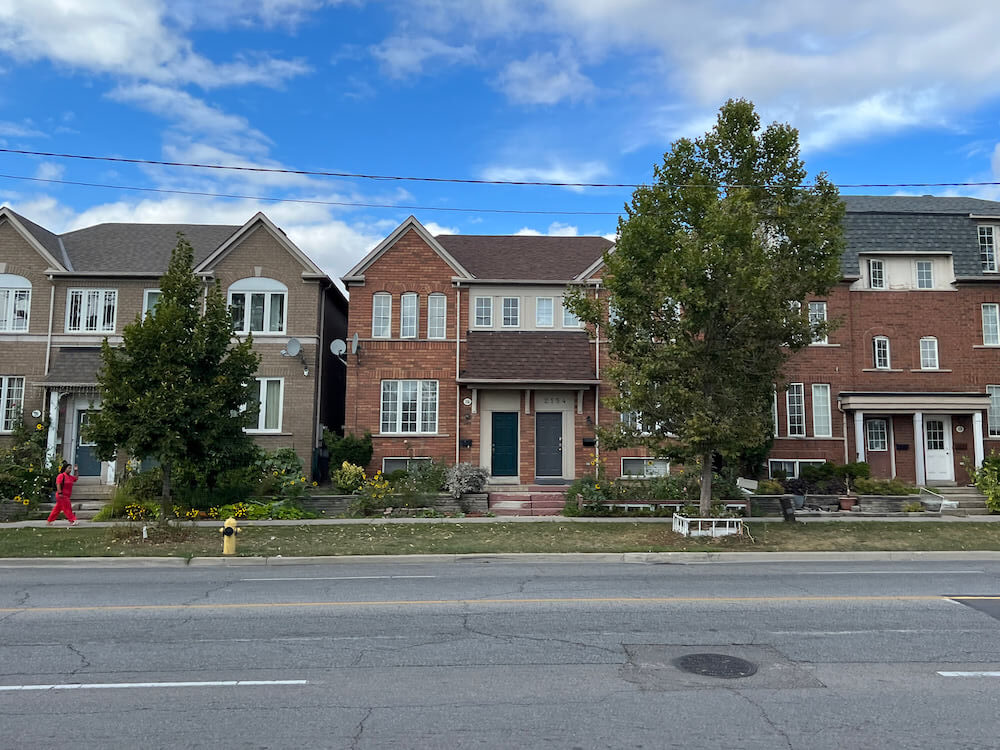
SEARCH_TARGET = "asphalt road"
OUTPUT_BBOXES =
[2,557,1000,749]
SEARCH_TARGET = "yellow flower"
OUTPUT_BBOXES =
[35,423,43,430]
[311,481,318,487]
[272,471,278,476]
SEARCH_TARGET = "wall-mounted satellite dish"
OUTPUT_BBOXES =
[331,339,347,356]
[282,338,301,357]
[351,332,360,355]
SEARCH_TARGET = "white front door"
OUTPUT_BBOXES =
[924,416,954,482]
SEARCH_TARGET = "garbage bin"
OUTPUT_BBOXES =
[779,496,796,522]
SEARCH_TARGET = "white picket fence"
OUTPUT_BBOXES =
[672,514,744,538]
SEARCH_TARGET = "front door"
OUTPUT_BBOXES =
[924,416,954,483]
[491,412,518,477]
[535,412,563,478]
[76,410,101,477]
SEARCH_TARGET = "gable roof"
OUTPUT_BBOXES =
[194,212,326,278]
[0,207,69,271]
[434,234,612,280]
[343,215,471,281]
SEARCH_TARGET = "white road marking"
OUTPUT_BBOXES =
[938,671,1000,678]
[240,575,437,581]
[0,680,308,692]
[795,570,983,575]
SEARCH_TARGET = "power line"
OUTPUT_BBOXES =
[2,146,1000,190]
[0,173,621,216]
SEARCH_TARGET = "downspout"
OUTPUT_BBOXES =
[44,279,55,375]
[314,279,326,450]
[594,284,600,463]
[838,398,849,464]
[455,285,461,464]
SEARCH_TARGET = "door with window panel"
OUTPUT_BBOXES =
[924,416,954,482]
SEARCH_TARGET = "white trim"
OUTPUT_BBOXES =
[195,212,327,278]
[372,292,392,338]
[987,385,1000,438]
[342,216,472,281]
[246,377,284,433]
[808,301,827,344]
[786,383,805,437]
[866,418,888,451]
[767,458,826,479]
[869,258,886,289]
[427,292,447,339]
[501,296,520,328]
[0,208,68,271]
[919,336,939,370]
[812,384,832,437]
[915,259,934,289]
[382,456,432,473]
[0,375,25,432]
[473,296,493,328]
[142,288,161,316]
[620,457,669,478]
[562,297,582,328]
[65,288,117,333]
[0,278,31,333]
[380,379,439,434]
[400,292,418,339]
[983,303,1000,346]
[873,335,891,369]
[228,283,287,336]
[535,296,554,328]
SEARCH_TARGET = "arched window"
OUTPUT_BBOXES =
[228,278,288,334]
[0,274,31,332]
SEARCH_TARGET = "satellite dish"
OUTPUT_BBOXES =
[351,332,360,354]
[331,339,347,356]
[284,338,301,357]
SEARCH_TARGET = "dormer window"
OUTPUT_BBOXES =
[916,261,933,289]
[869,259,886,289]
[979,226,998,272]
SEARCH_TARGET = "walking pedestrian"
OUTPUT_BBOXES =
[47,463,79,525]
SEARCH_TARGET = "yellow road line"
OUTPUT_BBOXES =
[0,594,950,614]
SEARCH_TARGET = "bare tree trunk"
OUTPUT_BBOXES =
[160,461,172,524]
[699,452,713,516]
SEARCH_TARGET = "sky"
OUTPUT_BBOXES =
[3,0,1000,285]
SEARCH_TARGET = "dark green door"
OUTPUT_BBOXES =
[491,412,518,477]
[76,410,101,477]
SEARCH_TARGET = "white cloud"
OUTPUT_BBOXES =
[0,0,309,88]
[424,221,460,235]
[0,119,46,138]
[480,160,609,193]
[371,36,476,78]
[496,50,595,105]
[34,162,64,181]
[515,221,579,236]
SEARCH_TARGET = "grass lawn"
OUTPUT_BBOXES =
[2,521,1000,558]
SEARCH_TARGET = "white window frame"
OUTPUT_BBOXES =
[988,385,1000,438]
[919,336,939,370]
[808,301,828,344]
[869,259,886,289]
[380,379,439,434]
[980,226,998,273]
[400,292,418,339]
[772,388,779,437]
[916,260,933,289]
[767,458,825,479]
[382,456,432,474]
[372,292,391,339]
[502,297,520,328]
[228,278,287,336]
[474,296,493,327]
[246,377,283,433]
[427,293,446,340]
[786,383,805,437]
[562,298,582,328]
[142,289,161,317]
[620,457,669,478]
[866,418,888,452]
[812,384,832,437]
[0,274,31,333]
[66,288,117,333]
[873,336,891,369]
[983,303,1000,346]
[0,375,24,432]
[536,297,554,328]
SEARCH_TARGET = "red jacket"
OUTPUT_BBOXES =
[56,472,78,501]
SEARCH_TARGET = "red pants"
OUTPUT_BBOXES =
[47,494,77,523]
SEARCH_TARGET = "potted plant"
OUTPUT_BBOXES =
[836,461,869,511]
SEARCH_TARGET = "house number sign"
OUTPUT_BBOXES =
[541,396,570,407]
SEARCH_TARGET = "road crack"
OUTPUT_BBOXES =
[66,643,90,675]
[350,707,373,750]
[735,690,793,750]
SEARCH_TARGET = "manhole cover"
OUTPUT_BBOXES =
[672,653,758,679]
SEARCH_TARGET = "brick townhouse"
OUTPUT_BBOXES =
[0,207,347,483]
[772,195,1000,486]
[345,198,1000,488]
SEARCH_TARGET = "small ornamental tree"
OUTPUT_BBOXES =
[87,235,261,520]
[570,99,845,515]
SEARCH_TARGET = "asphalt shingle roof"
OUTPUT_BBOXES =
[41,347,103,386]
[435,235,612,280]
[60,223,240,273]
[461,331,597,383]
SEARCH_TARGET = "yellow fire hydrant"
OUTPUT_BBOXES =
[220,517,240,555]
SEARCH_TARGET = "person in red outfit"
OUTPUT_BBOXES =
[47,463,79,525]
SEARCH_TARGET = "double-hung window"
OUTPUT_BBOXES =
[562,298,581,328]
[983,304,1000,346]
[621,458,669,478]
[502,297,520,327]
[0,375,24,432]
[866,419,888,451]
[229,278,287,335]
[988,385,1000,438]
[427,293,446,339]
[381,380,438,434]
[873,336,891,369]
[372,293,391,338]
[916,261,933,289]
[400,292,418,338]
[246,377,283,432]
[980,226,998,272]
[812,384,832,437]
[919,337,939,369]
[474,297,492,327]
[536,297,554,327]
[786,384,805,437]
[869,259,886,289]
[66,289,117,333]
[0,275,31,332]
[142,289,161,317]
[808,301,828,344]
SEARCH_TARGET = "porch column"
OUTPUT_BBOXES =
[913,412,925,486]
[973,411,985,469]
[46,390,61,463]
[854,411,865,462]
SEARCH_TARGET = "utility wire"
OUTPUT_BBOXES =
[2,146,1000,190]
[0,173,621,216]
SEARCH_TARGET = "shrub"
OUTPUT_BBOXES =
[853,477,920,495]
[349,471,392,516]
[969,453,1000,513]
[755,479,784,495]
[0,418,59,507]
[445,463,489,498]
[902,501,925,513]
[332,462,366,494]
[324,430,374,471]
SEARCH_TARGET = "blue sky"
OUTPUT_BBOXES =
[2,1,1000,283]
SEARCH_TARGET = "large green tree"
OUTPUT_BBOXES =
[572,99,845,514]
[88,235,261,519]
